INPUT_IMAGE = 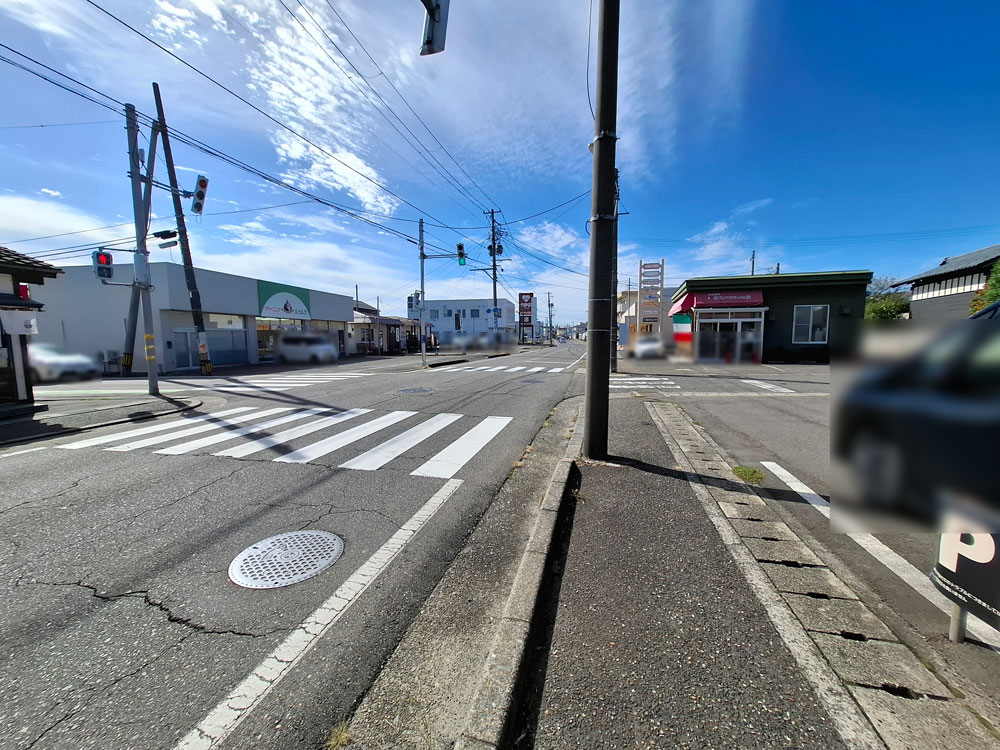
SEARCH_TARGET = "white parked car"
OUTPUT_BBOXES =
[634,336,666,359]
[28,343,100,382]
[275,333,339,364]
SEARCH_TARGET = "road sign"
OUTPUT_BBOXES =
[932,521,1000,631]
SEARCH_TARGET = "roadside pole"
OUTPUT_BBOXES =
[152,82,212,375]
[125,104,160,396]
[120,284,140,375]
[548,292,554,345]
[583,0,620,459]
[419,219,428,367]
[487,209,500,350]
[610,169,620,372]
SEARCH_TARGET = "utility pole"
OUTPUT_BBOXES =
[626,276,632,352]
[751,250,756,276]
[547,292,554,344]
[486,208,501,349]
[152,83,212,375]
[125,104,160,396]
[583,0,620,459]
[418,219,427,366]
[610,168,621,373]
[776,262,780,274]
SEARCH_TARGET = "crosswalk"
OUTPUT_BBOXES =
[58,406,512,479]
[169,372,367,395]
[434,365,568,375]
[609,376,680,390]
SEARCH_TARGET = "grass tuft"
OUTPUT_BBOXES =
[733,466,764,485]
[325,720,352,749]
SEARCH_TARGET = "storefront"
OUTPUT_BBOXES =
[668,271,872,364]
[35,262,354,373]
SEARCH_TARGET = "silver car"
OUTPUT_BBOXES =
[28,343,100,382]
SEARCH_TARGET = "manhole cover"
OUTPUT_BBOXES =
[228,530,344,589]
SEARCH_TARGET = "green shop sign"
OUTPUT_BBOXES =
[258,280,311,320]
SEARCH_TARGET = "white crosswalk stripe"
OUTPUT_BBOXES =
[741,379,794,393]
[177,371,369,395]
[432,365,570,376]
[58,406,514,478]
[609,377,680,390]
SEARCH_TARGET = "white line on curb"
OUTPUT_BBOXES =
[760,461,1000,651]
[173,478,464,750]
[0,446,48,458]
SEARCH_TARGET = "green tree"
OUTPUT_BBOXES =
[864,276,910,320]
[969,262,1000,314]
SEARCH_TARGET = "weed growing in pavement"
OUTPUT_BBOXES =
[733,466,764,485]
[325,720,352,749]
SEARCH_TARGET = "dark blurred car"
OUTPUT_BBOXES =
[831,318,1000,530]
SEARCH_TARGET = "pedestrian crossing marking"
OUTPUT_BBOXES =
[215,408,371,458]
[526,367,545,373]
[155,407,333,455]
[506,366,526,372]
[741,379,794,393]
[274,411,417,464]
[340,413,463,471]
[433,365,570,375]
[59,407,256,449]
[486,366,508,372]
[412,416,513,479]
[59,406,513,478]
[609,376,680,390]
[107,407,293,452]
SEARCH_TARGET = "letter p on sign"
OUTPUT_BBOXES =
[939,533,996,573]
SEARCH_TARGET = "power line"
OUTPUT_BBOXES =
[0,119,118,129]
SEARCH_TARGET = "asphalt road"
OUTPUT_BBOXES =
[617,357,1000,725]
[0,343,585,750]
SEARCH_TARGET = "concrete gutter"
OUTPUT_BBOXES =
[454,407,585,749]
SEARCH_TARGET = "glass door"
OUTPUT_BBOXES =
[172,329,198,370]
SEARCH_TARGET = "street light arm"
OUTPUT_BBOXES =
[419,0,439,21]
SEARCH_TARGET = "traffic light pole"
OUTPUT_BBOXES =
[153,82,213,375]
[583,0,620,460]
[419,219,427,367]
[125,104,160,397]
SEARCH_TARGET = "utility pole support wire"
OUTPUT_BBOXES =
[583,0,620,459]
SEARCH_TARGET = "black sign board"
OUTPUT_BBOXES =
[931,532,1000,631]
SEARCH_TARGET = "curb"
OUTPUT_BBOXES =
[427,358,468,368]
[455,405,584,750]
[0,397,204,448]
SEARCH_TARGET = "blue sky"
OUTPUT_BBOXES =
[2,1,999,323]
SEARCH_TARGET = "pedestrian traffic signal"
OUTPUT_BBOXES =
[92,250,114,280]
[457,243,466,265]
[191,175,209,214]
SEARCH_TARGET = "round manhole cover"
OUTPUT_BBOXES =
[228,530,344,589]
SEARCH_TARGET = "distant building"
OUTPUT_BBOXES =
[897,244,1000,321]
[617,286,678,349]
[407,297,515,345]
[669,270,871,364]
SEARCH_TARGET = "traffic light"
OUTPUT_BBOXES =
[92,250,114,280]
[191,175,209,214]
[457,243,466,266]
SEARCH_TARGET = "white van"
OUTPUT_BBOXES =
[275,333,339,364]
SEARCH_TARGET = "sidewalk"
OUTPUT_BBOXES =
[0,394,201,446]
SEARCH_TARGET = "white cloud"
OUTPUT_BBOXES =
[0,196,123,249]
[39,188,63,198]
[732,198,772,216]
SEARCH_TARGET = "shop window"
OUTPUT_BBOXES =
[792,305,829,344]
[471,308,480,318]
[205,312,244,329]
[429,309,439,319]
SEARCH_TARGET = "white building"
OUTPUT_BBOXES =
[407,296,516,345]
[35,262,359,373]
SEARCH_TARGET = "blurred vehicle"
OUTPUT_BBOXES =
[28,343,100,382]
[633,336,666,359]
[558,336,567,343]
[275,333,338,364]
[831,319,999,531]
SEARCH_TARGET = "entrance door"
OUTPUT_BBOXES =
[172,329,198,370]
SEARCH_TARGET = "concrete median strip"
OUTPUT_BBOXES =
[647,401,1000,750]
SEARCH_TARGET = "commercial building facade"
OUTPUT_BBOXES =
[897,244,1000,321]
[669,271,872,364]
[407,296,516,345]
[35,262,356,373]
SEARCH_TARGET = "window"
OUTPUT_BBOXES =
[445,309,452,316]
[429,309,439,319]
[792,305,829,344]
[471,308,480,318]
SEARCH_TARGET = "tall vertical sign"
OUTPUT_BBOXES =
[638,259,664,337]
[519,292,534,342]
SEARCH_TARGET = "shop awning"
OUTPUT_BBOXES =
[669,289,763,317]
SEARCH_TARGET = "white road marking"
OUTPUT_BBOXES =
[760,461,1000,650]
[526,367,545,373]
[567,351,587,369]
[215,409,370,458]
[412,416,513,478]
[340,413,463,471]
[59,407,255,449]
[741,379,794,393]
[486,366,508,372]
[107,408,292,452]
[274,411,416,464]
[173,479,464,750]
[155,408,332,455]
[196,386,292,393]
[764,364,785,371]
[469,366,492,371]
[0,446,48,458]
[547,367,565,373]
[506,366,526,372]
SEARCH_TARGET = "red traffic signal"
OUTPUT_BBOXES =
[92,250,114,280]
[191,174,209,214]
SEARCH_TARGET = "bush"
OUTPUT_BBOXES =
[970,262,1000,314]
[865,296,910,320]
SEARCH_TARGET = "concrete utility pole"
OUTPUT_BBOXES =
[486,209,501,348]
[125,104,160,396]
[583,0,620,459]
[547,291,554,344]
[418,219,427,366]
[610,168,621,373]
[751,249,756,276]
[152,82,212,375]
